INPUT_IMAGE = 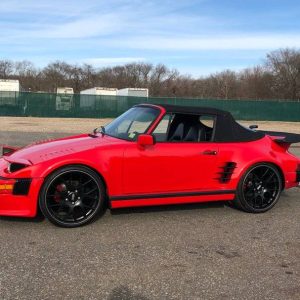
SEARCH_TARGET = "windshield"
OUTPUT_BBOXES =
[104,106,160,141]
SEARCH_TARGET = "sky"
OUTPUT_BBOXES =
[0,0,300,77]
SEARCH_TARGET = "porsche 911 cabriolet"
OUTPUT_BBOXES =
[1,104,300,227]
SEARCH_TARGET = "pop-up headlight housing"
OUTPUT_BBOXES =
[8,162,29,173]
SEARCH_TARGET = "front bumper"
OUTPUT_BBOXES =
[0,177,44,217]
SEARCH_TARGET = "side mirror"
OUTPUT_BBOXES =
[137,134,155,147]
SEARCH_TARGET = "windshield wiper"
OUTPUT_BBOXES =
[89,126,105,137]
[100,126,105,135]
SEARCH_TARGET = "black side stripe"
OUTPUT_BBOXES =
[110,190,236,201]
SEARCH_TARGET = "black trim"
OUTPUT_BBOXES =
[260,130,300,144]
[296,171,300,182]
[148,104,229,116]
[110,190,235,201]
[13,179,32,195]
[218,162,237,183]
[0,176,32,195]
[9,162,28,173]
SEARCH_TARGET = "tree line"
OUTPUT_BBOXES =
[0,48,300,100]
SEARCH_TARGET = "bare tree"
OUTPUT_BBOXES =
[1,48,300,100]
[14,60,39,91]
[203,70,238,99]
[266,48,300,99]
[239,67,273,99]
[0,60,14,78]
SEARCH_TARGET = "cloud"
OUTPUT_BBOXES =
[0,0,99,16]
[83,57,146,67]
[179,64,250,77]
[0,0,217,41]
[0,0,299,76]
[104,34,300,51]
[31,15,123,39]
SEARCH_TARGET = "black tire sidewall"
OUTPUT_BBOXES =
[39,165,105,228]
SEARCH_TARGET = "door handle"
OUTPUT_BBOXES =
[202,150,218,155]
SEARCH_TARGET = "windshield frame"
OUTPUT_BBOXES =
[103,106,162,141]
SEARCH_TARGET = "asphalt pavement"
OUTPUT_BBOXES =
[0,132,299,300]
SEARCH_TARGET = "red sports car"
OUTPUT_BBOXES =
[1,104,300,227]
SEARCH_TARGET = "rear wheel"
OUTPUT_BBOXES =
[234,163,282,213]
[39,165,106,227]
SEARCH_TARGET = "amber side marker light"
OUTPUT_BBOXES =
[0,180,15,194]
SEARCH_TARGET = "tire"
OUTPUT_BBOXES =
[39,165,106,228]
[233,163,282,213]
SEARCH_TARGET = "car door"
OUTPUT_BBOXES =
[122,142,220,195]
[122,114,221,195]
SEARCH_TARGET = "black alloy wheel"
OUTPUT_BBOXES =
[234,163,282,213]
[39,166,105,227]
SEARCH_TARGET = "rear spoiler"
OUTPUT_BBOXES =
[0,145,19,157]
[259,131,300,145]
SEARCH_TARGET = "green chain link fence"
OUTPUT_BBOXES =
[0,91,300,121]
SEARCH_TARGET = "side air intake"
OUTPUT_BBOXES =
[218,162,237,183]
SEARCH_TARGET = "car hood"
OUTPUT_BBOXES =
[5,133,119,165]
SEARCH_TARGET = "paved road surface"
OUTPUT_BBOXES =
[0,132,299,300]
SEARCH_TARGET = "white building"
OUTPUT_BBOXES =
[117,88,148,97]
[80,87,118,108]
[80,87,117,96]
[0,79,21,92]
[56,87,74,111]
[0,79,22,106]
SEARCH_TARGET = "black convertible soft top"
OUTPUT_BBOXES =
[136,104,265,142]
[159,104,230,117]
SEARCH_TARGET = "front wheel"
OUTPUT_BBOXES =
[233,163,283,213]
[39,165,106,227]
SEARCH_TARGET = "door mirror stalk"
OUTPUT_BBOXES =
[137,134,155,147]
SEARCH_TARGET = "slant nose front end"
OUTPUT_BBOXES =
[0,158,43,217]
